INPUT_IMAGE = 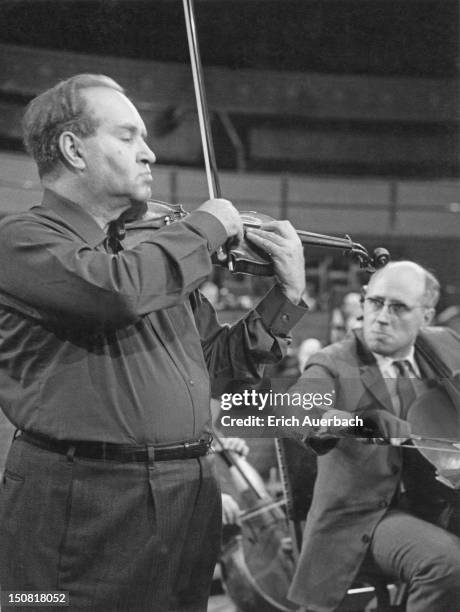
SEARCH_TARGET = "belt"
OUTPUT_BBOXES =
[18,431,212,462]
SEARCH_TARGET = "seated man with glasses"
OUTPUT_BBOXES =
[287,260,460,612]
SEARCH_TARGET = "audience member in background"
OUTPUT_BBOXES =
[297,338,322,373]
[437,304,460,334]
[329,290,363,343]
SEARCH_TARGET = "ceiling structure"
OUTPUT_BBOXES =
[0,0,458,177]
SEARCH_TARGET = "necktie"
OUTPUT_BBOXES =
[106,221,125,253]
[393,360,417,419]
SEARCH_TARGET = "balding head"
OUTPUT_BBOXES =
[369,261,440,309]
[363,261,439,358]
[22,74,124,178]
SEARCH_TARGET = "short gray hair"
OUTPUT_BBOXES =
[22,74,124,177]
[423,268,440,308]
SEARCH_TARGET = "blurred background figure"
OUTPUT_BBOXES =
[436,304,460,334]
[329,290,363,343]
[200,280,220,307]
[0,410,14,479]
[297,338,322,373]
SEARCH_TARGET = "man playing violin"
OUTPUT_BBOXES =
[288,261,460,612]
[0,74,308,611]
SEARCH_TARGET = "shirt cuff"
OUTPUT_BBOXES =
[255,284,308,336]
[183,211,228,253]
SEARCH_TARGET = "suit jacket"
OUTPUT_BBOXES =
[287,326,460,612]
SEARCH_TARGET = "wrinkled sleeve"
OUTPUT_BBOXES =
[0,210,227,328]
[291,357,339,404]
[277,357,341,449]
[191,284,307,397]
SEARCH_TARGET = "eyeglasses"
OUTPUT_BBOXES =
[364,296,425,318]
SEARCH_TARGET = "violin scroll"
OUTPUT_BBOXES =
[373,247,391,269]
[346,242,391,272]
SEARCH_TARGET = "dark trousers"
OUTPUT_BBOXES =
[0,437,222,612]
[365,509,460,612]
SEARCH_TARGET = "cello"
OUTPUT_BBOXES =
[213,436,298,612]
[400,331,460,534]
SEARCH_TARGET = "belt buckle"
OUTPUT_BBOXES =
[147,445,156,464]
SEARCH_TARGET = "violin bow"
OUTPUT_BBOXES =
[183,0,236,269]
[182,0,221,199]
[400,438,460,454]
[350,433,460,454]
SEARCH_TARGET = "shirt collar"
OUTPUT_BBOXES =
[38,189,107,248]
[372,346,420,377]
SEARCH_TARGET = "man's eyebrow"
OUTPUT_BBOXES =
[368,294,409,306]
[116,124,148,138]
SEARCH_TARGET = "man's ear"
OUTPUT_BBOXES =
[422,307,435,327]
[58,131,86,170]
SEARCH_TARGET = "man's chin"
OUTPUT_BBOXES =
[366,334,394,355]
[129,188,152,209]
[131,184,153,204]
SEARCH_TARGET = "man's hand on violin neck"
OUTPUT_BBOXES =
[197,198,244,242]
[246,221,306,304]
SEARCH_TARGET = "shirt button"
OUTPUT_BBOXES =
[189,380,194,386]
[362,534,371,544]
[281,313,290,322]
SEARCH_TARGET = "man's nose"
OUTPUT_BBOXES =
[140,142,156,166]
[376,303,391,323]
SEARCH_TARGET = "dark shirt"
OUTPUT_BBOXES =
[0,190,306,444]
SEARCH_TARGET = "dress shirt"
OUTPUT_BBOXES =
[373,348,421,416]
[0,189,306,444]
[373,347,420,379]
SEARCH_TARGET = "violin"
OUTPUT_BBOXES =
[122,199,390,276]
